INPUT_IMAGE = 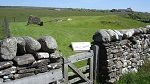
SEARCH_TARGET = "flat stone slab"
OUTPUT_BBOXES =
[0,61,13,70]
[14,54,35,66]
[0,66,16,76]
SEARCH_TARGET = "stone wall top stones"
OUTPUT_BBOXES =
[93,27,150,43]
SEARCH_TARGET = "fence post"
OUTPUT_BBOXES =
[3,17,11,38]
[63,57,68,84]
[89,51,94,84]
[13,17,16,22]
[91,45,99,83]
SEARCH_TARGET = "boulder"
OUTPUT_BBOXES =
[38,36,57,52]
[93,29,111,42]
[120,29,135,38]
[23,37,41,53]
[16,37,26,54]
[14,54,35,66]
[113,30,123,40]
[106,29,117,41]
[0,37,17,60]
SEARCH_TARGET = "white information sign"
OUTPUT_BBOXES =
[71,42,91,52]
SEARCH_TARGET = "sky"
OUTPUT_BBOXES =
[0,0,150,12]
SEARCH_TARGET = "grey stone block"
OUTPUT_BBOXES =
[0,37,17,60]
[38,36,57,52]
[14,54,35,66]
[17,68,36,74]
[14,73,35,79]
[106,29,117,41]
[31,59,50,68]
[0,66,16,76]
[16,37,26,54]
[35,52,49,59]
[0,61,13,70]
[0,78,3,83]
[93,29,111,42]
[23,37,41,53]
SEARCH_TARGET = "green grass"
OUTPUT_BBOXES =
[115,60,150,84]
[0,7,112,22]
[10,15,149,56]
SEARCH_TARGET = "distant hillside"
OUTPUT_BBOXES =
[0,6,111,22]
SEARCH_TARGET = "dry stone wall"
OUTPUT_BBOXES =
[93,27,150,83]
[0,36,62,83]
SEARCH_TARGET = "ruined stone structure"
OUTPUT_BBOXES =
[93,27,150,83]
[27,15,43,26]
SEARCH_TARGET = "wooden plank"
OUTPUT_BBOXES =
[63,58,68,84]
[89,57,94,84]
[68,63,89,82]
[68,73,89,84]
[2,69,63,84]
[66,52,93,64]
[68,65,89,77]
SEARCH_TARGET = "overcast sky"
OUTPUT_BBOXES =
[0,0,149,12]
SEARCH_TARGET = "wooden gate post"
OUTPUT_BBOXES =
[91,45,99,83]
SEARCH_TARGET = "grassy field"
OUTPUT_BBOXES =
[1,7,150,84]
[10,15,149,56]
[0,7,112,22]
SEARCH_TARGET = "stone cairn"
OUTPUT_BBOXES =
[0,36,62,83]
[93,26,150,83]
